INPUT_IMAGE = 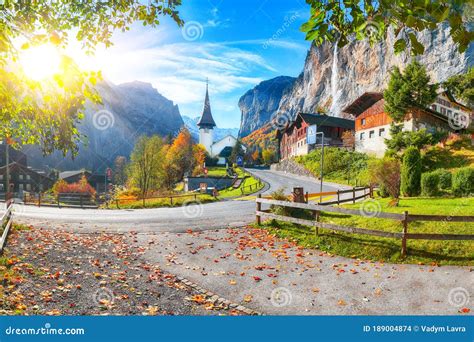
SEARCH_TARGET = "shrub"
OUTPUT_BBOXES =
[401,147,422,197]
[452,167,474,196]
[432,169,452,190]
[368,157,401,198]
[421,172,439,197]
[52,175,96,196]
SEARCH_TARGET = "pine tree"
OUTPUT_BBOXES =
[384,61,438,122]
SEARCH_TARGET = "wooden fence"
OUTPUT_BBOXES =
[255,195,474,257]
[113,192,210,208]
[0,200,14,253]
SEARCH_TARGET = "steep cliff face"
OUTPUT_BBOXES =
[24,81,184,171]
[240,24,473,135]
[238,76,296,137]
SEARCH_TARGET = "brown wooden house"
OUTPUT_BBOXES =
[276,113,355,160]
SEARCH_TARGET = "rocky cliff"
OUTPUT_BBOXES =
[238,76,296,137]
[24,81,184,171]
[240,24,473,136]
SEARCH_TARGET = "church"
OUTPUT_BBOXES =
[197,81,241,165]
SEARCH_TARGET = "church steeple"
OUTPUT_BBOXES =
[197,78,217,129]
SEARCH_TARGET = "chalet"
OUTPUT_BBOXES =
[0,162,54,197]
[276,113,355,160]
[343,92,470,157]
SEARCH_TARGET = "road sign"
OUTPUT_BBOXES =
[307,125,317,144]
[106,167,112,181]
[236,156,244,167]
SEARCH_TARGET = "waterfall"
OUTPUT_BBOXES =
[329,42,342,117]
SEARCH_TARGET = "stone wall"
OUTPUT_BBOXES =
[184,176,236,192]
[270,158,317,179]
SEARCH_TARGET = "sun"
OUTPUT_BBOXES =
[19,44,61,81]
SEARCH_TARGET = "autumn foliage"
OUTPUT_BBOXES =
[52,175,96,196]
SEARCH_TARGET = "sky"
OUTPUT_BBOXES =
[68,0,312,128]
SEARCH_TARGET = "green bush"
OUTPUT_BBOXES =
[296,147,370,185]
[452,167,474,196]
[401,147,422,197]
[421,172,439,197]
[432,169,452,190]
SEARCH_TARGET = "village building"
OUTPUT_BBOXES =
[0,144,53,198]
[197,81,242,165]
[276,113,355,160]
[343,92,471,157]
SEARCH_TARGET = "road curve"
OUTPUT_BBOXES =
[12,168,349,232]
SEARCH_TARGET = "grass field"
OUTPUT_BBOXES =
[219,175,264,198]
[259,196,474,265]
[111,194,216,209]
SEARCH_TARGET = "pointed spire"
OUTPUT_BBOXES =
[197,78,216,129]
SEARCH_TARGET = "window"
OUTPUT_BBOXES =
[0,175,3,180]
[379,128,385,137]
[19,174,23,180]
[361,118,366,126]
[26,184,31,191]
[369,130,375,139]
[0,184,3,191]
[26,175,31,180]
[360,132,365,140]
[19,184,23,191]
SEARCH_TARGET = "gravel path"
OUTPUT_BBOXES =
[0,226,246,316]
[134,227,473,315]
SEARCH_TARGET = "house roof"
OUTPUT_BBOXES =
[342,92,383,116]
[440,91,472,112]
[59,170,91,180]
[299,113,355,130]
[197,82,217,128]
[0,162,52,180]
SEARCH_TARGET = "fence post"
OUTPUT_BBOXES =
[337,190,340,205]
[194,194,197,201]
[401,211,408,258]
[314,210,320,236]
[305,192,309,203]
[352,187,356,204]
[256,194,262,225]
[116,199,119,209]
[57,195,60,208]
[38,192,41,207]
[80,195,83,208]
[370,185,374,198]
[170,196,173,205]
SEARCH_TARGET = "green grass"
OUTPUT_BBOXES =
[111,194,217,209]
[259,196,474,265]
[219,175,264,198]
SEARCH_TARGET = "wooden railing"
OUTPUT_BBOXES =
[0,200,14,253]
[255,195,474,257]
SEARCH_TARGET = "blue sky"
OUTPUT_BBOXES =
[70,0,311,128]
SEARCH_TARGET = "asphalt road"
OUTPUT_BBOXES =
[11,168,350,233]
